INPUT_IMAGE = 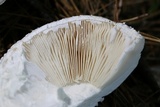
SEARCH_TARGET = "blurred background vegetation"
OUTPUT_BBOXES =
[0,0,160,107]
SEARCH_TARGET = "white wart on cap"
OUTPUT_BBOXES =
[0,15,144,107]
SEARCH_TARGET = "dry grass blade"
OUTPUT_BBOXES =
[120,13,148,23]
[113,0,122,22]
[70,0,80,14]
[140,32,160,43]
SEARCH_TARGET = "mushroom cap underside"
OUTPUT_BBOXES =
[23,15,144,89]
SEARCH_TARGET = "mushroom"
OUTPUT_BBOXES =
[0,15,144,107]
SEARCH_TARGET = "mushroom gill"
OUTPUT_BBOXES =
[23,20,126,88]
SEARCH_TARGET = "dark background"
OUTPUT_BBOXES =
[0,0,160,107]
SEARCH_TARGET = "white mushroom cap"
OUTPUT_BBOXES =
[0,15,144,107]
